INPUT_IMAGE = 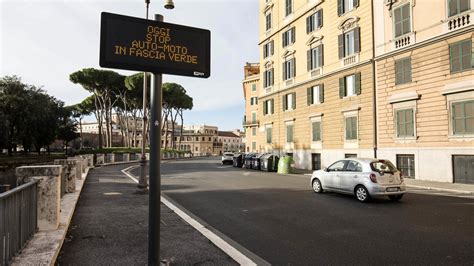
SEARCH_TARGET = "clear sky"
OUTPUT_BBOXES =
[0,0,259,131]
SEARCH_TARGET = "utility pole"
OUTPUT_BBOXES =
[137,0,150,193]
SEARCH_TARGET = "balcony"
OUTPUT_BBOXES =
[340,54,359,67]
[392,32,416,50]
[447,12,471,31]
[242,120,259,127]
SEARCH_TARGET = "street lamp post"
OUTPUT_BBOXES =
[137,0,151,193]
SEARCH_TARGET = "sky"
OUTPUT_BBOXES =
[0,0,259,131]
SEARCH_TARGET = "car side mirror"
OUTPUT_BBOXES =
[324,168,329,172]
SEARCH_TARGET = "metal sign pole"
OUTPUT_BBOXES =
[149,13,163,266]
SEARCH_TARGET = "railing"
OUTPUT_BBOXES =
[0,180,38,266]
[242,120,259,127]
[447,13,471,31]
[393,32,416,49]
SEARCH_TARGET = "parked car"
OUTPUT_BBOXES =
[221,152,234,164]
[310,158,406,202]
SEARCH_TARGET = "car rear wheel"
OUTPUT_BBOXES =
[312,179,323,193]
[388,194,403,202]
[355,185,370,203]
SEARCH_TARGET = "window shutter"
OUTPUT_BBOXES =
[354,27,360,53]
[306,16,311,34]
[307,49,311,71]
[319,45,324,67]
[407,58,412,82]
[355,72,361,95]
[271,99,274,114]
[292,58,296,77]
[263,101,268,115]
[271,68,274,85]
[319,84,324,103]
[263,46,266,58]
[282,32,285,47]
[292,92,296,109]
[339,77,345,98]
[282,62,286,80]
[291,27,295,43]
[317,9,323,28]
[337,0,343,16]
[263,72,267,87]
[270,40,274,55]
[338,34,344,59]
[307,87,312,106]
[283,95,287,111]
[353,0,359,8]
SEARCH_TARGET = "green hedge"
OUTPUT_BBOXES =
[74,147,190,155]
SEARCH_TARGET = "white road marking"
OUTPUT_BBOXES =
[121,166,259,266]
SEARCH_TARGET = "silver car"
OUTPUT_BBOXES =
[310,158,406,202]
[221,152,234,164]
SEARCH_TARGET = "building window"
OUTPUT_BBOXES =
[285,0,293,16]
[251,112,257,123]
[312,121,321,141]
[448,0,470,17]
[283,92,296,111]
[307,84,324,105]
[282,27,295,48]
[395,57,412,85]
[345,116,358,140]
[263,40,274,58]
[394,3,411,37]
[266,126,272,144]
[251,84,257,91]
[339,73,361,98]
[337,0,358,16]
[338,27,360,58]
[345,154,357,158]
[452,100,474,135]
[286,123,294,143]
[307,45,324,71]
[283,58,296,81]
[250,97,258,106]
[311,153,321,170]
[263,99,274,115]
[265,12,272,31]
[306,9,323,34]
[252,141,256,151]
[252,127,257,136]
[397,154,415,178]
[263,68,274,87]
[449,39,472,73]
[396,108,415,138]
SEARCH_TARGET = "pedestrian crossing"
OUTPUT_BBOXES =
[407,187,474,199]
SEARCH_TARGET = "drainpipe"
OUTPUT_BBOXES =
[371,0,378,158]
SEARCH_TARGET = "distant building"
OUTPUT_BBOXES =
[218,130,245,153]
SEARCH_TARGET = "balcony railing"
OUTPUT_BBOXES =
[242,120,259,127]
[447,12,471,31]
[0,180,38,265]
[393,32,416,50]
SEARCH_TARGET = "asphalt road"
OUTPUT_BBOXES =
[133,157,474,265]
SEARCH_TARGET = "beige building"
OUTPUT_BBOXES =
[374,0,473,183]
[242,63,261,152]
[247,0,473,183]
[256,0,377,170]
[218,130,245,153]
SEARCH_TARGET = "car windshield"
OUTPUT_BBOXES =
[370,160,397,174]
[224,153,233,156]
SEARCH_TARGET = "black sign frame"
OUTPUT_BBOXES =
[100,12,210,78]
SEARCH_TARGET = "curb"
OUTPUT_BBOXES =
[406,184,474,195]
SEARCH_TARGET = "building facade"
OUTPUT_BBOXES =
[247,0,473,183]
[218,130,245,153]
[242,63,261,152]
[257,0,377,170]
[374,0,474,183]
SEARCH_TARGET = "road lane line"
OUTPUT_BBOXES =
[121,166,268,266]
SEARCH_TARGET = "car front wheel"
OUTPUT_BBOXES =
[312,179,323,193]
[355,185,370,203]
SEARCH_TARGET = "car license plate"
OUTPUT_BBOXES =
[386,187,399,192]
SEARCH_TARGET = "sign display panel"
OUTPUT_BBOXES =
[100,12,210,78]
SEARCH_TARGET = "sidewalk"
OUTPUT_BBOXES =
[56,163,237,265]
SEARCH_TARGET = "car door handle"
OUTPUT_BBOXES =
[353,175,358,178]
